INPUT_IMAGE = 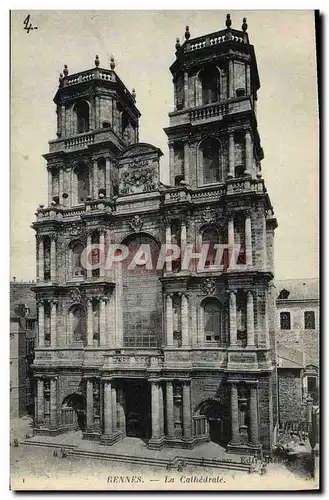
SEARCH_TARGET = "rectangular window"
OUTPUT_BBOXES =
[304,311,315,329]
[280,311,291,330]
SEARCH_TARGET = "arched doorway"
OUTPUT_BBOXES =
[61,393,86,431]
[195,398,231,446]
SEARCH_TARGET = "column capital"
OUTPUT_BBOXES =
[49,232,57,241]
[36,234,44,243]
[245,209,252,218]
[50,299,58,306]
[163,215,171,228]
[245,380,259,385]
[166,292,174,299]
[37,299,45,306]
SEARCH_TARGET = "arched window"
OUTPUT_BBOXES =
[199,67,220,105]
[122,233,162,347]
[75,163,90,203]
[74,101,90,134]
[202,227,219,267]
[72,242,85,277]
[200,138,221,185]
[203,299,222,343]
[71,305,87,343]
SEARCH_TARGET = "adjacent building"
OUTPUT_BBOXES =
[10,280,37,418]
[276,278,319,423]
[31,14,278,455]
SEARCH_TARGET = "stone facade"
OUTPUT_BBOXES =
[10,281,37,418]
[276,279,319,424]
[31,16,278,455]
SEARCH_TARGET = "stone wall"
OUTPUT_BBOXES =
[277,369,307,422]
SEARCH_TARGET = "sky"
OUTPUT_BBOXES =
[10,10,319,281]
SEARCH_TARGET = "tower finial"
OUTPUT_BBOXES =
[185,26,190,40]
[110,55,115,70]
[95,54,100,67]
[63,64,69,76]
[242,17,248,32]
[225,13,232,29]
[175,37,181,50]
[132,88,136,102]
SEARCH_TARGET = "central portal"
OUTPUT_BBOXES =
[121,379,151,440]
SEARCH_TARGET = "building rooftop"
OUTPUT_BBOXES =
[275,278,319,302]
[10,281,37,319]
[277,347,305,369]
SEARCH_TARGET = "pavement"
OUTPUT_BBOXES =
[10,417,319,491]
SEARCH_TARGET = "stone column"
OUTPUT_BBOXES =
[50,234,57,282]
[166,293,174,346]
[249,384,259,445]
[184,142,189,184]
[61,104,66,137]
[50,378,57,428]
[166,381,175,439]
[50,300,57,347]
[86,379,94,431]
[246,64,251,95]
[228,59,234,98]
[151,382,160,440]
[59,168,64,202]
[245,211,253,265]
[169,144,175,186]
[99,297,106,346]
[159,383,164,437]
[87,299,93,346]
[103,381,113,435]
[87,233,92,279]
[165,221,172,272]
[228,216,235,268]
[93,159,98,199]
[47,169,52,205]
[99,231,105,279]
[230,382,239,443]
[181,293,189,347]
[245,130,252,175]
[111,384,117,431]
[183,71,188,108]
[262,212,267,270]
[199,305,204,345]
[229,291,237,346]
[182,381,192,440]
[38,301,45,347]
[246,291,255,346]
[36,378,44,425]
[228,133,235,178]
[105,157,111,198]
[180,219,187,270]
[37,236,44,282]
[264,291,270,348]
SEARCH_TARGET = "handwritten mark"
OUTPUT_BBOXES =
[23,15,38,34]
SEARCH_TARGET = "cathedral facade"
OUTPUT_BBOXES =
[32,14,278,455]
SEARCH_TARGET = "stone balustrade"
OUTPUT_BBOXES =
[64,132,94,149]
[182,28,246,54]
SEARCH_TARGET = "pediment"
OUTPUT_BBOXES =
[120,142,163,159]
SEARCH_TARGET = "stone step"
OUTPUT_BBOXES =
[22,439,252,472]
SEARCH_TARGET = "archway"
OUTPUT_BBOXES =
[195,398,230,446]
[61,393,86,431]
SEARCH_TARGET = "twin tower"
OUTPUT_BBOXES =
[32,14,278,456]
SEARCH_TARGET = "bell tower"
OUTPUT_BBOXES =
[165,14,262,188]
[44,55,141,206]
